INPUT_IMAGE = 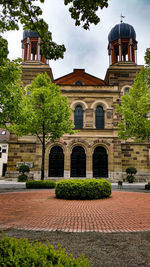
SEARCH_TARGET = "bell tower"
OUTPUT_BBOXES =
[21,30,53,86]
[22,30,46,63]
[108,22,137,65]
[105,21,142,86]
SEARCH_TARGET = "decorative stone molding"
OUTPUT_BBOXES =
[91,100,109,111]
[70,100,88,111]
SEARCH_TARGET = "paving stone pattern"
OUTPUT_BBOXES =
[0,190,150,233]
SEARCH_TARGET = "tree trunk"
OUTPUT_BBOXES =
[41,126,45,180]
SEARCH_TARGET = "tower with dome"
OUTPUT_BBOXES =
[5,22,150,181]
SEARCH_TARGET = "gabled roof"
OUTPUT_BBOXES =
[54,69,105,86]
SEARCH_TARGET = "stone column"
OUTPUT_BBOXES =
[27,37,30,60]
[111,138,123,181]
[38,38,40,61]
[129,38,133,61]
[118,39,122,62]
[86,150,92,178]
[64,148,70,178]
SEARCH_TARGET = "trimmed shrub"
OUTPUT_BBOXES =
[0,235,89,267]
[18,164,30,182]
[145,181,150,190]
[126,175,136,183]
[126,167,137,183]
[26,180,56,189]
[18,174,28,182]
[126,167,137,175]
[55,179,112,200]
[19,164,30,174]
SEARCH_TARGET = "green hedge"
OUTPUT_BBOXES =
[55,179,112,200]
[145,181,150,190]
[26,180,56,189]
[0,235,89,267]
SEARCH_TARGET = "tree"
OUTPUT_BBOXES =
[115,50,150,142]
[0,0,109,61]
[64,0,109,30]
[9,73,74,180]
[0,1,109,125]
[145,47,150,66]
[0,58,23,128]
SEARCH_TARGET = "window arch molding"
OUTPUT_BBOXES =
[91,143,109,155]
[91,100,109,111]
[70,142,88,155]
[70,100,88,111]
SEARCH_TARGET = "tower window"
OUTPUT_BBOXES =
[74,105,83,129]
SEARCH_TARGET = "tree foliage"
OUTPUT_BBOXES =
[0,0,65,60]
[10,73,74,179]
[64,0,109,30]
[0,0,109,61]
[145,47,150,66]
[0,58,23,128]
[115,51,150,142]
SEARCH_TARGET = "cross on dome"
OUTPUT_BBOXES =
[120,14,125,23]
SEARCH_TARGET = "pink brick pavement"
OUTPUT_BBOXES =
[0,190,150,233]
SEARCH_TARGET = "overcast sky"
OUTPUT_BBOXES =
[3,0,150,80]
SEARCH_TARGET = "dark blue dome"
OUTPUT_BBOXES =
[108,23,136,43]
[23,30,39,40]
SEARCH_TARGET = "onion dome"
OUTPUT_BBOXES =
[23,30,39,40]
[108,23,136,43]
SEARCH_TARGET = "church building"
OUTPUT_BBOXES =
[6,22,150,181]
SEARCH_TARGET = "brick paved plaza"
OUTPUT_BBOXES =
[0,190,150,233]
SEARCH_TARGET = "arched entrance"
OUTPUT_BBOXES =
[71,146,86,177]
[93,146,108,178]
[49,146,64,177]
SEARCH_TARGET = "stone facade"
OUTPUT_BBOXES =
[6,24,150,181]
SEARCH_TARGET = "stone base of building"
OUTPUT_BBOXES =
[5,170,150,182]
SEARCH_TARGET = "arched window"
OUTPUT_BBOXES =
[71,146,86,177]
[124,87,130,95]
[49,146,64,177]
[74,105,83,129]
[95,106,104,129]
[93,146,108,178]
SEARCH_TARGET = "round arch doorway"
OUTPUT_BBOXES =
[49,146,64,177]
[71,146,86,177]
[93,146,108,178]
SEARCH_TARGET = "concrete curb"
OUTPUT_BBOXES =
[0,180,148,191]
